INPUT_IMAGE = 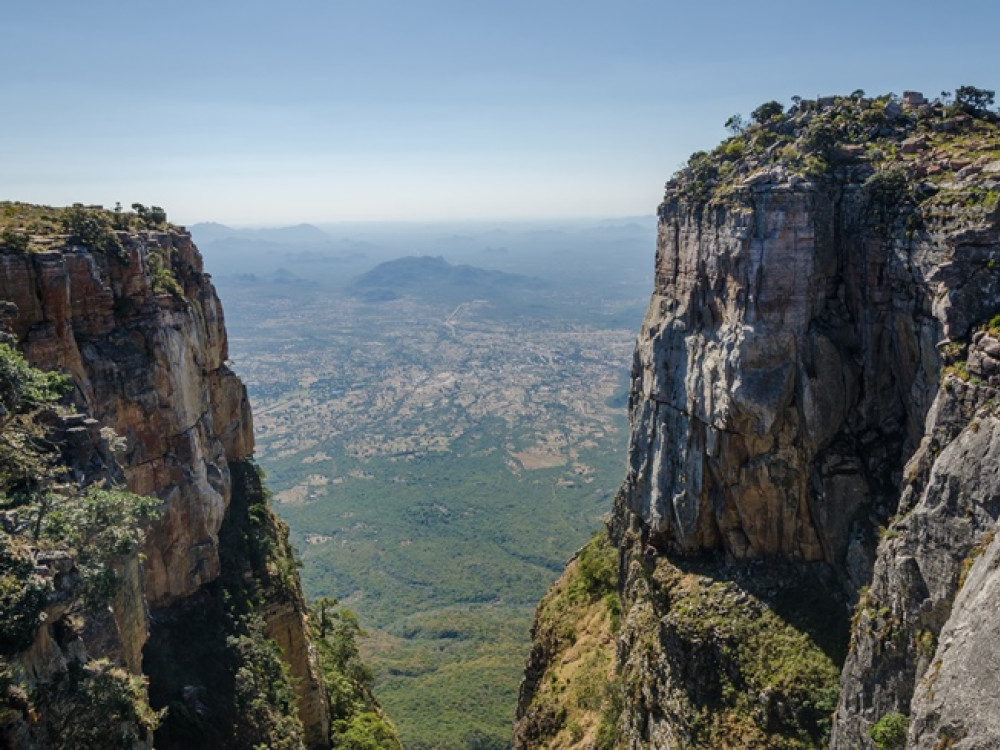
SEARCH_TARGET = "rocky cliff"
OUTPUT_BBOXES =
[516,90,1000,749]
[0,204,328,748]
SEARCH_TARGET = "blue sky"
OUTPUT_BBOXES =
[2,0,996,225]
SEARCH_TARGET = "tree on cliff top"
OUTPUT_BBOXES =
[954,85,996,114]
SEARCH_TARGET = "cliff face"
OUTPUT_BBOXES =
[0,233,252,606]
[516,92,1000,749]
[622,182,939,572]
[0,210,328,749]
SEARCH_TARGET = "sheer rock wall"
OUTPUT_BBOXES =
[0,230,329,748]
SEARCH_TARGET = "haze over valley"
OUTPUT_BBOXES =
[198,218,655,748]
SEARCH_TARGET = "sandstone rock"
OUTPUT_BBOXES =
[2,229,328,748]
[0,234,253,606]
[900,136,928,154]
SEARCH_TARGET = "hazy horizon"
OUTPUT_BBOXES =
[3,1,998,225]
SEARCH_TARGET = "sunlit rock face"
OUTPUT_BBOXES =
[519,97,1000,750]
[0,233,253,605]
[618,178,958,578]
[0,229,329,746]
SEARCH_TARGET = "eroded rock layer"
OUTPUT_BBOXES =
[0,219,329,748]
[518,93,1000,750]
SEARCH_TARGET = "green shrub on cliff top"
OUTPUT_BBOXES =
[669,87,999,209]
[60,204,127,260]
[0,227,29,253]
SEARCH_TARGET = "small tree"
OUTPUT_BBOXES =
[751,100,784,124]
[0,228,29,254]
[868,712,909,750]
[147,206,167,227]
[724,114,747,136]
[954,85,995,114]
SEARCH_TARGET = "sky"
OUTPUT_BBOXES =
[2,0,997,225]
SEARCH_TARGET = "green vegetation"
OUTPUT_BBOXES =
[0,342,70,415]
[0,201,177,255]
[33,659,160,749]
[751,100,784,124]
[229,614,305,750]
[0,343,162,746]
[594,682,623,750]
[868,712,910,750]
[61,204,128,259]
[0,346,157,610]
[39,486,160,606]
[148,247,185,297]
[516,531,621,748]
[953,85,995,115]
[622,560,843,749]
[312,598,402,749]
[669,86,1000,232]
[0,532,51,654]
[0,227,29,253]
[573,531,618,596]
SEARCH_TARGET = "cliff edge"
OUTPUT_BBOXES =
[0,203,328,749]
[516,88,1000,749]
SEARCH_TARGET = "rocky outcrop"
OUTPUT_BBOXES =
[0,215,328,748]
[0,393,157,748]
[907,526,1000,749]
[0,234,252,606]
[619,178,958,576]
[519,92,1000,750]
[831,335,1000,748]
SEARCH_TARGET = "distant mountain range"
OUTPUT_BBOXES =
[189,221,331,244]
[348,255,547,303]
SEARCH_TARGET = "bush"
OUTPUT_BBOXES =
[40,486,160,606]
[0,532,52,655]
[954,85,995,114]
[868,712,909,750]
[147,249,184,298]
[0,228,29,253]
[61,205,126,260]
[34,659,159,749]
[751,100,784,124]
[0,343,69,414]
[573,531,618,599]
[334,711,403,750]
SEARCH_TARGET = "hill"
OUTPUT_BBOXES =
[348,255,548,304]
